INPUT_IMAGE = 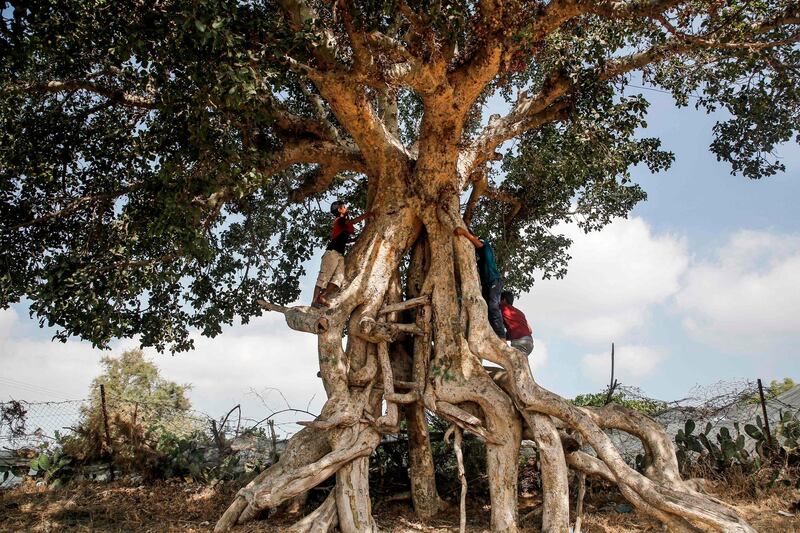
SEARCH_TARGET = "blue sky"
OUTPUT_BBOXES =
[1,87,798,434]
[519,87,800,400]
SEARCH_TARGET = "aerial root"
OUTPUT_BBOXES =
[444,425,468,533]
[491,367,570,531]
[514,376,757,532]
[375,339,399,429]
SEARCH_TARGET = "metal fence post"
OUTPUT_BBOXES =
[757,379,774,451]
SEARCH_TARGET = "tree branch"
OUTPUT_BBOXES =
[261,138,366,186]
[23,80,155,108]
[276,0,410,171]
[259,94,333,141]
[11,184,143,230]
[461,10,799,181]
[459,99,571,187]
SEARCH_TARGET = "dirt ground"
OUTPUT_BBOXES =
[1,478,798,532]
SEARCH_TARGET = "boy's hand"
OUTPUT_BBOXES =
[365,211,376,219]
[454,227,467,237]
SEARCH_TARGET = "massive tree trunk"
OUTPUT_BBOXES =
[215,160,757,532]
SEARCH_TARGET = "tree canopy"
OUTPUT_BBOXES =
[1,0,798,351]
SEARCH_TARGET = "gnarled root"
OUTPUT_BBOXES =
[517,381,756,532]
[492,370,570,533]
[214,424,378,532]
[215,427,330,532]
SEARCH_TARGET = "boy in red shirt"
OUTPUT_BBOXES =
[500,291,534,356]
[312,201,373,307]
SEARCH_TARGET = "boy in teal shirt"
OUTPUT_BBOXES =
[454,227,506,338]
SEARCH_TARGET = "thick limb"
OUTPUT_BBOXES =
[284,492,338,533]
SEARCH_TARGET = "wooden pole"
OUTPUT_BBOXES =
[757,379,774,450]
[99,384,115,481]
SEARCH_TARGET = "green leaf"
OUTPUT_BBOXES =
[685,419,695,436]
[722,440,737,461]
[744,424,763,441]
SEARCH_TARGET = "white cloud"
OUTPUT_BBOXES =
[0,307,16,337]
[518,216,688,344]
[674,230,800,353]
[581,344,667,385]
[0,308,102,401]
[0,307,326,437]
[530,336,548,373]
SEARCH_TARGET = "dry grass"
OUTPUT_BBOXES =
[1,478,798,532]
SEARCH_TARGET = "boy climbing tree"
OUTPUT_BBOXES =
[454,227,505,338]
[312,201,373,307]
[500,291,534,357]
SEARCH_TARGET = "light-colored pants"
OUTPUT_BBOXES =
[510,335,534,356]
[316,249,345,289]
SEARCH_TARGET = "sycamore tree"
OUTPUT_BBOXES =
[1,0,798,531]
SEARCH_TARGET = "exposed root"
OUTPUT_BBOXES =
[215,428,330,532]
[566,450,701,533]
[232,428,379,526]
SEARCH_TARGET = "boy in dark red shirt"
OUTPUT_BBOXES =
[312,201,373,307]
[500,291,533,356]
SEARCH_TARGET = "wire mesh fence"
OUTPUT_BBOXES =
[0,398,85,449]
[0,392,294,488]
[3,380,799,486]
[602,380,800,462]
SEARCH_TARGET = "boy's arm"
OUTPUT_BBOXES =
[351,211,375,225]
[453,227,484,248]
